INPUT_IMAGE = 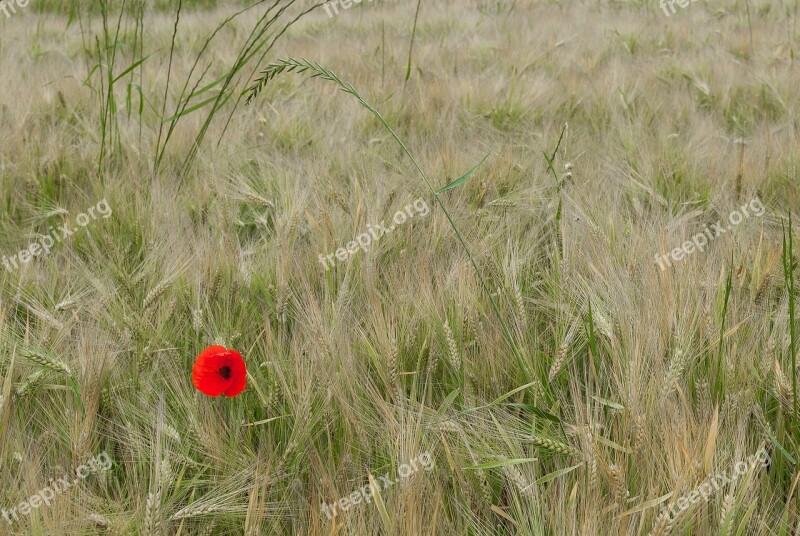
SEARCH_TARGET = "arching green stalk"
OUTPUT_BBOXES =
[246,58,533,384]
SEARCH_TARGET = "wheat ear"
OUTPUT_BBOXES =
[443,320,461,372]
[527,435,577,456]
[23,349,71,376]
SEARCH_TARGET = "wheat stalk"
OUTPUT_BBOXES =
[608,463,629,508]
[527,435,577,456]
[549,341,569,382]
[245,191,274,208]
[513,284,527,330]
[633,413,646,454]
[22,349,71,376]
[431,419,462,434]
[695,378,711,410]
[477,468,493,506]
[88,512,111,530]
[591,307,614,340]
[144,488,163,535]
[488,199,517,208]
[388,338,401,401]
[443,320,461,372]
[463,305,473,342]
[720,494,734,535]
[585,426,599,491]
[16,370,46,398]
[662,348,687,400]
[388,339,398,385]
[192,307,203,332]
[648,509,675,536]
[144,279,172,310]
[328,186,350,215]
[500,460,534,498]
[774,360,794,414]
[208,269,223,302]
[550,319,579,381]
[170,504,225,521]
[426,332,439,376]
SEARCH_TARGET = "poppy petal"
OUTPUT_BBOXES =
[197,345,227,362]
[193,348,230,396]
[223,351,247,397]
[223,373,246,397]
[194,373,228,396]
[193,365,228,396]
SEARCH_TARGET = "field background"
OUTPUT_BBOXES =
[1,0,799,534]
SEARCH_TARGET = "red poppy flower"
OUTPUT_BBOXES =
[192,345,247,397]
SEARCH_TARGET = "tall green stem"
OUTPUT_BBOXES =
[247,59,533,382]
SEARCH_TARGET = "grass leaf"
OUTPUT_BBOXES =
[535,463,583,484]
[465,458,538,470]
[436,150,493,193]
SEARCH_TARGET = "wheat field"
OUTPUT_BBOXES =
[1,0,799,534]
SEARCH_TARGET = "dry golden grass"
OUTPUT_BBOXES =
[1,0,799,534]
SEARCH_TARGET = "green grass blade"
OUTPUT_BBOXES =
[764,425,797,465]
[111,52,155,84]
[404,0,422,83]
[535,463,582,484]
[465,458,538,471]
[436,150,492,193]
[161,92,228,124]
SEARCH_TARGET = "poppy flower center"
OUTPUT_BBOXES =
[218,365,232,380]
